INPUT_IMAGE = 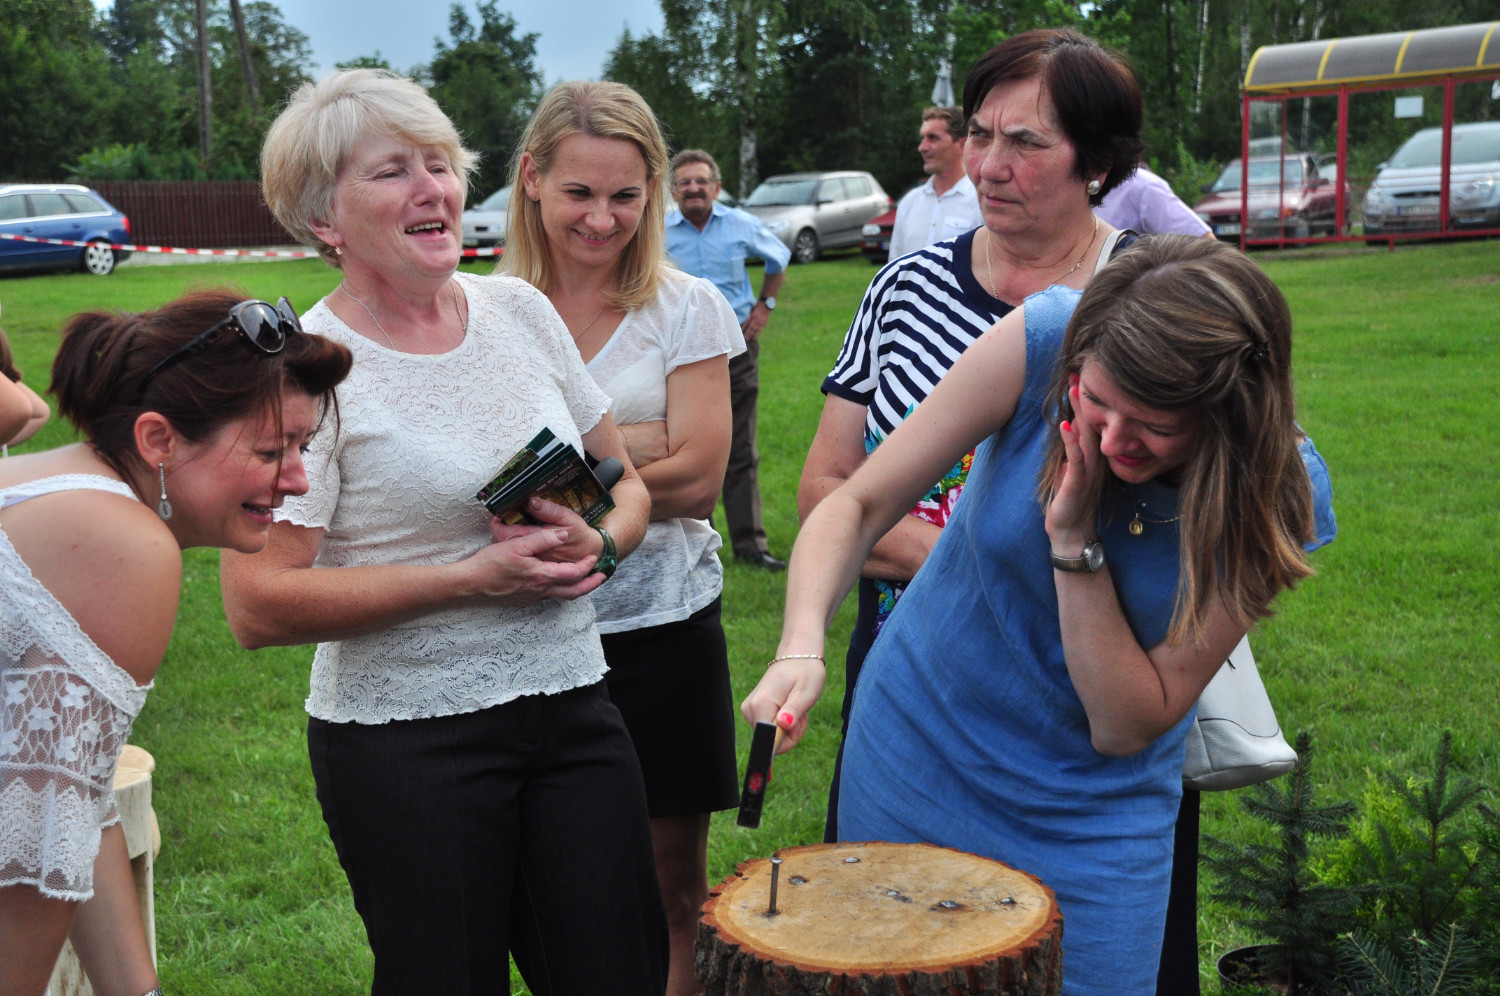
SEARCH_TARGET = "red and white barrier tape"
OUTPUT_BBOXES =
[0,232,502,258]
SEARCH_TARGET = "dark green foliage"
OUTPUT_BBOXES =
[1203,732,1364,992]
[424,2,542,200]
[1346,733,1490,951]
[1340,925,1477,996]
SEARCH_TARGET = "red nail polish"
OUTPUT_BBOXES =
[778,712,794,728]
[1060,420,1070,433]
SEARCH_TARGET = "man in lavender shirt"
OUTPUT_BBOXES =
[1095,164,1213,237]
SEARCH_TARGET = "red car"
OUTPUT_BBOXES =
[859,208,897,265]
[1193,154,1349,242]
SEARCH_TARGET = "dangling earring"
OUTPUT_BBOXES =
[334,246,343,257]
[1086,179,1102,196]
[157,462,173,520]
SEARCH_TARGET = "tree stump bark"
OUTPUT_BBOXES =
[696,841,1063,996]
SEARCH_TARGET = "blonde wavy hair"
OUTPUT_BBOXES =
[498,81,669,311]
[261,69,477,268]
[1038,234,1315,646]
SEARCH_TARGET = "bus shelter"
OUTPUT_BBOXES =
[1230,21,1499,248]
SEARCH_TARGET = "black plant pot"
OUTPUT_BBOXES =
[1217,943,1283,991]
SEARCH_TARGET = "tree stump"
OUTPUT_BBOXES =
[696,841,1063,996]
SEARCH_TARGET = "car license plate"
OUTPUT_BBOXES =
[1396,204,1439,217]
[1216,223,1241,236]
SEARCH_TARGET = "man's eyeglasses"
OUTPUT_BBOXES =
[139,297,302,390]
[672,178,718,189]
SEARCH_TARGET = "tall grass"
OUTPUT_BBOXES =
[1,238,1495,992]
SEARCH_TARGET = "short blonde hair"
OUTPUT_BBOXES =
[499,81,669,311]
[261,69,477,267]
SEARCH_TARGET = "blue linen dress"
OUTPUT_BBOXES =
[838,285,1190,996]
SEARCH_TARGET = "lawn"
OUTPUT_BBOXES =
[2,239,1496,992]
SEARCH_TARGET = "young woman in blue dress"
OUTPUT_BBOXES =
[743,234,1321,996]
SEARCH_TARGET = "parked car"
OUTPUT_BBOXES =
[741,171,891,263]
[0,184,131,275]
[461,185,510,248]
[1193,154,1347,241]
[859,208,897,265]
[1363,122,1500,237]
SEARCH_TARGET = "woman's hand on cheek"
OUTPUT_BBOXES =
[1045,385,1106,549]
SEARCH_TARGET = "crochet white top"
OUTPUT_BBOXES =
[1,474,152,901]
[582,268,744,634]
[278,273,614,725]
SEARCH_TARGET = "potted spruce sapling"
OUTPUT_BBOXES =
[1333,732,1499,996]
[1202,731,1364,992]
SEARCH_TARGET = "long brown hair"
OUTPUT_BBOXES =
[1037,235,1314,644]
[51,288,353,498]
[499,81,670,311]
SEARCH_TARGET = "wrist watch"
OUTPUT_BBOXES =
[1051,539,1105,573]
[757,295,777,311]
[591,526,618,580]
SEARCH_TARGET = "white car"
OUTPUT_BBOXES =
[1363,123,1500,238]
[461,186,510,248]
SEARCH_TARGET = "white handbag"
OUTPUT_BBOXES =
[1181,636,1298,791]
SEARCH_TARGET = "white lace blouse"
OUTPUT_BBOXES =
[1,474,152,901]
[582,268,745,634]
[277,273,613,725]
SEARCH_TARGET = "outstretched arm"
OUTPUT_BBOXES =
[796,394,944,582]
[742,306,1031,750]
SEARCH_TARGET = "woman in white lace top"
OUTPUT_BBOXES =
[499,81,744,996]
[0,289,350,996]
[220,70,664,995]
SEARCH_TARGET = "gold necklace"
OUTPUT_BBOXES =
[1128,498,1181,537]
[983,216,1101,300]
[571,303,608,340]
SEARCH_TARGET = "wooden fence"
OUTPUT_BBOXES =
[92,181,296,249]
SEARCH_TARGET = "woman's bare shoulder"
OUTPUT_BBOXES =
[7,487,181,682]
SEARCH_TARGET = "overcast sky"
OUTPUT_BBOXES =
[98,0,667,83]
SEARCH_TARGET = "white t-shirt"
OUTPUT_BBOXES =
[887,174,984,261]
[278,273,613,725]
[585,268,745,634]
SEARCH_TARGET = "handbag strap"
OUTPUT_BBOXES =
[1094,228,1139,275]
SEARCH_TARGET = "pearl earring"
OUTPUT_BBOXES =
[1086,179,1102,196]
[157,462,173,520]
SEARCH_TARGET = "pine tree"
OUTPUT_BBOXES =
[1202,731,1364,992]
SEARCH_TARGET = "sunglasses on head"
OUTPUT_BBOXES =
[139,297,301,390]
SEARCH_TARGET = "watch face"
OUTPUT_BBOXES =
[1085,542,1105,572]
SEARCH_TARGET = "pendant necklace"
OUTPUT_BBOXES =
[1129,497,1180,537]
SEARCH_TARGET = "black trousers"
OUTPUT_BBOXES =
[723,338,770,558]
[307,682,668,996]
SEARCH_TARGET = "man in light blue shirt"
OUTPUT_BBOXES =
[665,149,792,570]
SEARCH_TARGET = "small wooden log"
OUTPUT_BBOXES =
[696,840,1063,996]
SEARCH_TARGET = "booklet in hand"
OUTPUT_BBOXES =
[475,426,616,526]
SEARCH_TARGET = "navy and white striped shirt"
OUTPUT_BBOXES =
[823,229,1012,442]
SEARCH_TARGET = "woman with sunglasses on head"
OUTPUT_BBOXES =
[498,81,743,996]
[0,290,351,996]
[744,235,1325,995]
[220,69,663,995]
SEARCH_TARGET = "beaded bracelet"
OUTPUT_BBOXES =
[766,653,825,667]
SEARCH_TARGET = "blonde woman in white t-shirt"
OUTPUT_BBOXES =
[499,81,744,996]
[222,70,665,995]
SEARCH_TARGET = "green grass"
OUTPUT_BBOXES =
[2,239,1496,992]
